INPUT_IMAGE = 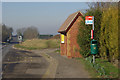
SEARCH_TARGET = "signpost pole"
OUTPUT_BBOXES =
[93,16,94,30]
[93,16,95,64]
[93,55,95,63]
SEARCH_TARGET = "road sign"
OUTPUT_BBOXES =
[85,16,94,24]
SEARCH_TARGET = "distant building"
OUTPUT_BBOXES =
[58,11,83,58]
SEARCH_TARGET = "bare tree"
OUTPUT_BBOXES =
[23,26,39,39]
[87,2,118,11]
[2,24,13,42]
[16,27,26,36]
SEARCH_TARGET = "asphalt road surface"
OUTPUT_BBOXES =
[2,36,50,80]
[2,48,90,80]
[0,42,13,79]
[1,36,90,80]
[2,47,49,79]
[33,49,90,78]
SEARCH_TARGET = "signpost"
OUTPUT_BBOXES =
[85,16,97,63]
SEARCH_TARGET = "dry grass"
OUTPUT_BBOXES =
[15,39,60,50]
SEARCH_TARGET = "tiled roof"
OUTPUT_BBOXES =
[58,11,83,33]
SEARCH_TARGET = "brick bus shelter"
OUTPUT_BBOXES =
[58,11,83,58]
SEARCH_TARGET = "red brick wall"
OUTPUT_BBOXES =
[60,16,82,58]
[67,16,82,58]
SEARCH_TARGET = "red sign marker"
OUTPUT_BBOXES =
[85,16,93,20]
[91,29,93,39]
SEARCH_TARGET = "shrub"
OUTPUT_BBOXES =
[100,6,118,62]
[77,8,102,57]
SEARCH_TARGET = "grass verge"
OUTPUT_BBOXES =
[14,39,60,50]
[76,57,119,79]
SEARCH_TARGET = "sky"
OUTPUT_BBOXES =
[2,2,90,35]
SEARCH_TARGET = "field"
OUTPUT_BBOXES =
[14,39,60,50]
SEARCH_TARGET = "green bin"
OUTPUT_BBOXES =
[91,40,98,55]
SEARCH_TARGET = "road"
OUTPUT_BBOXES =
[33,49,90,78]
[1,36,90,80]
[0,36,19,79]
[2,48,90,80]
[1,36,19,60]
[1,36,49,79]
[0,43,12,80]
[2,47,49,79]
[1,44,12,76]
